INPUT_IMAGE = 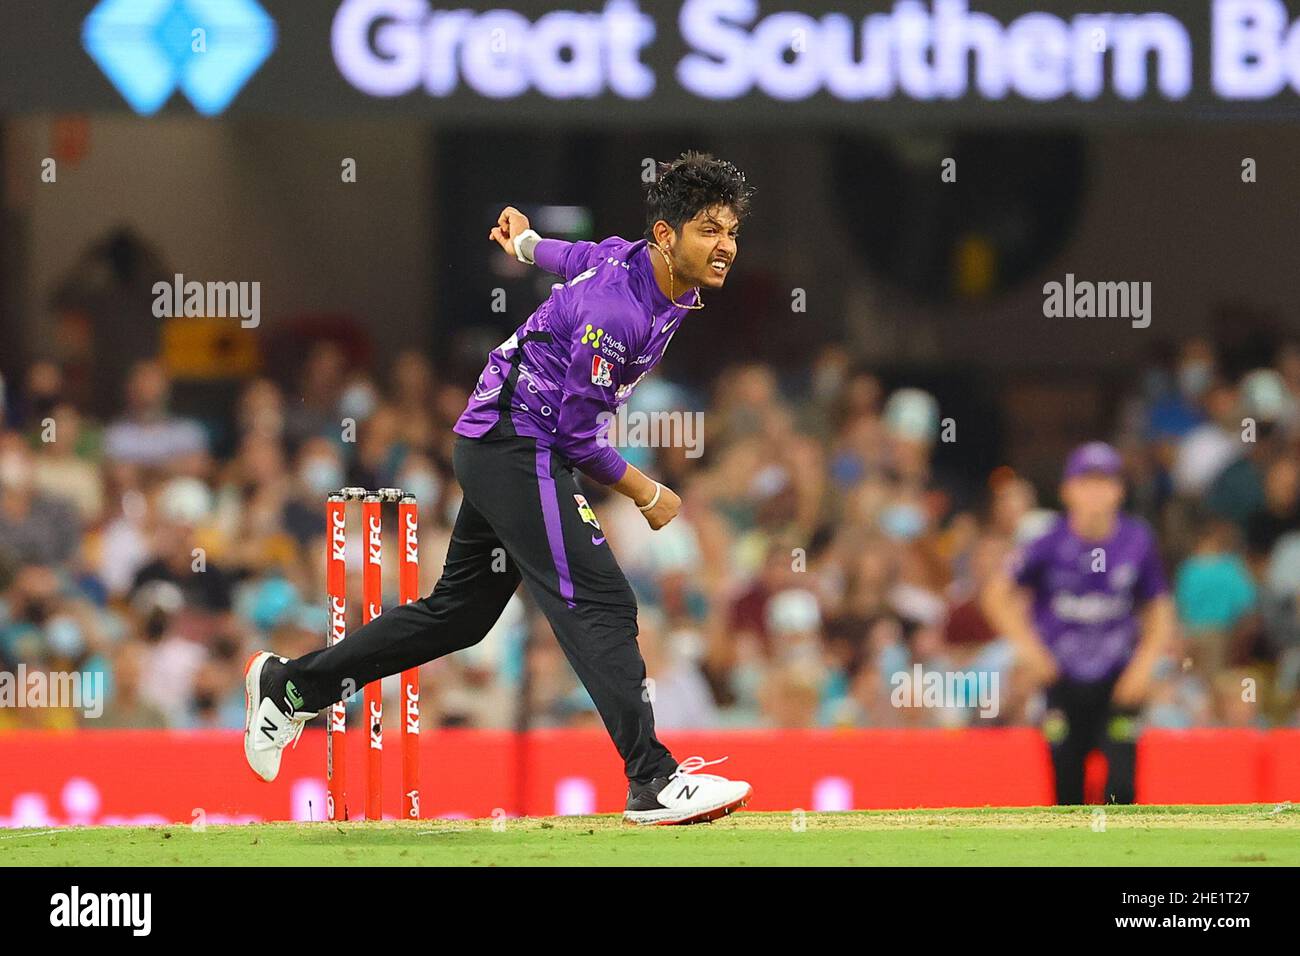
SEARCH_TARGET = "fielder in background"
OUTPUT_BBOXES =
[983,442,1175,805]
[243,152,755,825]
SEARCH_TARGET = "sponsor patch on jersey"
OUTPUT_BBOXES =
[591,355,613,387]
[573,494,601,531]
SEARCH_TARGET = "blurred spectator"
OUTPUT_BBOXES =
[638,609,718,729]
[237,378,287,445]
[2,333,1297,735]
[284,342,347,449]
[32,403,104,524]
[49,226,171,417]
[1245,456,1300,559]
[759,662,822,728]
[1205,369,1293,528]
[1147,338,1214,442]
[11,360,66,432]
[102,360,209,471]
[1171,379,1240,498]
[132,582,205,726]
[98,641,167,728]
[131,478,233,613]
[0,431,81,565]
[1260,531,1300,703]
[1174,519,1256,675]
[280,436,343,547]
[943,534,1018,717]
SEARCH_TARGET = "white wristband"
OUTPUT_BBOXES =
[637,482,663,513]
[514,229,542,264]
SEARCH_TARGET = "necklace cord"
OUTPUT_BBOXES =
[651,243,706,311]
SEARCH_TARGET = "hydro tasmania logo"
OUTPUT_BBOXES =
[82,0,277,116]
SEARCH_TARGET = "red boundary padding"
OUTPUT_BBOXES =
[0,728,1292,826]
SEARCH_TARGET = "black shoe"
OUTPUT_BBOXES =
[623,757,753,825]
[625,776,672,813]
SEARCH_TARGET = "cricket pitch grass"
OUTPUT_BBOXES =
[4,805,1298,866]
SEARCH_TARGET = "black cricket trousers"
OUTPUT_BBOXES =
[1044,676,1139,805]
[285,430,677,784]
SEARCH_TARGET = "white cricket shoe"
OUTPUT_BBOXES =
[623,756,752,826]
[243,651,319,782]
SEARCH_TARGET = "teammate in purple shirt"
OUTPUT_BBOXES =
[984,442,1175,804]
[243,152,756,825]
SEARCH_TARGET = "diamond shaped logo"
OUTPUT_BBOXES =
[83,0,276,116]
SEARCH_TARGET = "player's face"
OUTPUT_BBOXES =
[1061,474,1124,522]
[671,206,740,289]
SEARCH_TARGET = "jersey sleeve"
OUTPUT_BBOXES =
[533,239,604,282]
[1009,531,1052,591]
[551,297,640,486]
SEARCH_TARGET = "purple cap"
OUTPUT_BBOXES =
[1063,442,1123,481]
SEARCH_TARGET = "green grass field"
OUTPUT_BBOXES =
[4,804,1298,866]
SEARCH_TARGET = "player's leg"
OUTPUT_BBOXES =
[457,433,750,824]
[244,493,521,781]
[1043,680,1090,805]
[1099,683,1140,804]
[452,433,671,777]
[287,496,521,711]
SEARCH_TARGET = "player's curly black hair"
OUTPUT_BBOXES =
[643,151,755,243]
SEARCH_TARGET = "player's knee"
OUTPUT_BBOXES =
[607,587,639,628]
[573,590,638,639]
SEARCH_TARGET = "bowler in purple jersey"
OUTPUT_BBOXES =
[983,442,1175,805]
[242,152,757,825]
[455,224,703,486]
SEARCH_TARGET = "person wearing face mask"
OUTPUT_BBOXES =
[394,455,442,516]
[982,443,1175,805]
[1147,339,1216,443]
[281,438,346,547]
[245,152,757,825]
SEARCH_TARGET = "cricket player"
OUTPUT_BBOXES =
[243,152,754,824]
[982,442,1174,804]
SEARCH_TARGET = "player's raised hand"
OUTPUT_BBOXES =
[489,206,531,257]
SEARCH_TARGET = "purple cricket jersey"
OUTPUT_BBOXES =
[1012,514,1169,683]
[453,235,698,486]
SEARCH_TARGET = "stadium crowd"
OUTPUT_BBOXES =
[1,334,1298,733]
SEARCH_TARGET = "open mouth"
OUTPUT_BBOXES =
[709,257,730,276]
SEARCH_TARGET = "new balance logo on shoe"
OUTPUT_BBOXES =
[624,755,751,825]
[260,716,277,741]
